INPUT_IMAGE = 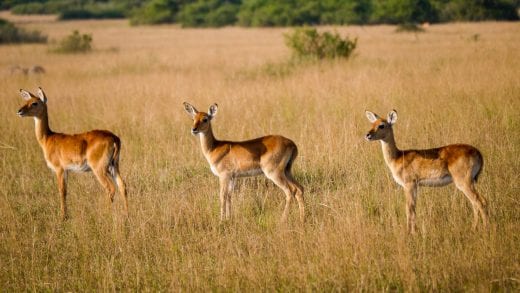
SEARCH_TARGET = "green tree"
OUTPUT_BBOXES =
[237,0,322,27]
[4,0,519,25]
[432,0,518,21]
[130,0,185,25]
[177,0,240,27]
[238,0,294,27]
[372,0,438,23]
[320,0,373,24]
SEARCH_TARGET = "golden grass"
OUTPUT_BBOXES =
[0,15,519,290]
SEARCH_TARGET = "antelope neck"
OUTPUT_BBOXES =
[33,108,52,144]
[380,130,400,165]
[199,124,218,155]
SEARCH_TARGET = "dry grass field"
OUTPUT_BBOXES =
[0,12,519,291]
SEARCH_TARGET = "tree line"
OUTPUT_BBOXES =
[3,0,519,26]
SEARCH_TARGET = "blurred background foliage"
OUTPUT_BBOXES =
[1,0,518,26]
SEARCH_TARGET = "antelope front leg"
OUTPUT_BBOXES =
[219,175,231,221]
[55,169,68,220]
[225,178,235,220]
[404,184,417,234]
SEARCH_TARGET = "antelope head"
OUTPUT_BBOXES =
[183,102,218,135]
[365,110,397,142]
[17,87,48,118]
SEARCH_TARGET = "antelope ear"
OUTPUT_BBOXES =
[19,89,33,101]
[208,103,218,118]
[36,87,47,103]
[365,110,379,123]
[387,110,398,125]
[183,102,198,118]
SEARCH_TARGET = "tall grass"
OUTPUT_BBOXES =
[0,17,519,291]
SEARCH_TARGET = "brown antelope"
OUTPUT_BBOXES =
[365,110,488,233]
[9,65,45,75]
[17,87,128,220]
[183,102,305,223]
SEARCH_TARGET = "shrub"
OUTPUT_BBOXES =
[371,0,438,24]
[320,0,373,25]
[177,1,209,27]
[206,3,239,27]
[11,2,47,14]
[130,0,179,25]
[284,27,357,60]
[0,18,47,44]
[52,30,92,53]
[12,0,126,19]
[433,0,519,21]
[177,0,239,27]
[237,0,298,27]
[59,3,126,20]
[11,0,79,15]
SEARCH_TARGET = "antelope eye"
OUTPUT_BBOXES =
[31,102,38,107]
[202,117,208,123]
[378,124,385,129]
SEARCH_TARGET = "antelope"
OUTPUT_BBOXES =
[29,65,46,74]
[17,87,128,220]
[365,110,488,233]
[183,102,305,223]
[9,65,45,75]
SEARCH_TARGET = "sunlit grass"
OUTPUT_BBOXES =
[0,15,519,291]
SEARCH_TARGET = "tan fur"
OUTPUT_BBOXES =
[184,102,304,223]
[17,87,128,220]
[365,110,488,233]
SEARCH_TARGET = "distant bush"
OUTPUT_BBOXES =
[12,0,128,19]
[7,0,520,26]
[371,0,438,24]
[284,27,357,60]
[178,0,239,27]
[0,18,47,44]
[433,0,519,21]
[237,0,313,27]
[130,0,179,25]
[206,3,239,27]
[237,1,300,27]
[11,0,77,15]
[52,30,92,53]
[320,0,373,25]
[11,2,47,14]
[59,5,126,20]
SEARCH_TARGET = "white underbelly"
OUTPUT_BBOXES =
[210,165,263,178]
[418,175,452,187]
[66,163,91,173]
[235,168,263,177]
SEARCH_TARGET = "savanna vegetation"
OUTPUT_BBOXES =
[0,12,519,291]
[50,30,93,53]
[284,27,357,60]
[3,0,519,26]
[0,17,47,43]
